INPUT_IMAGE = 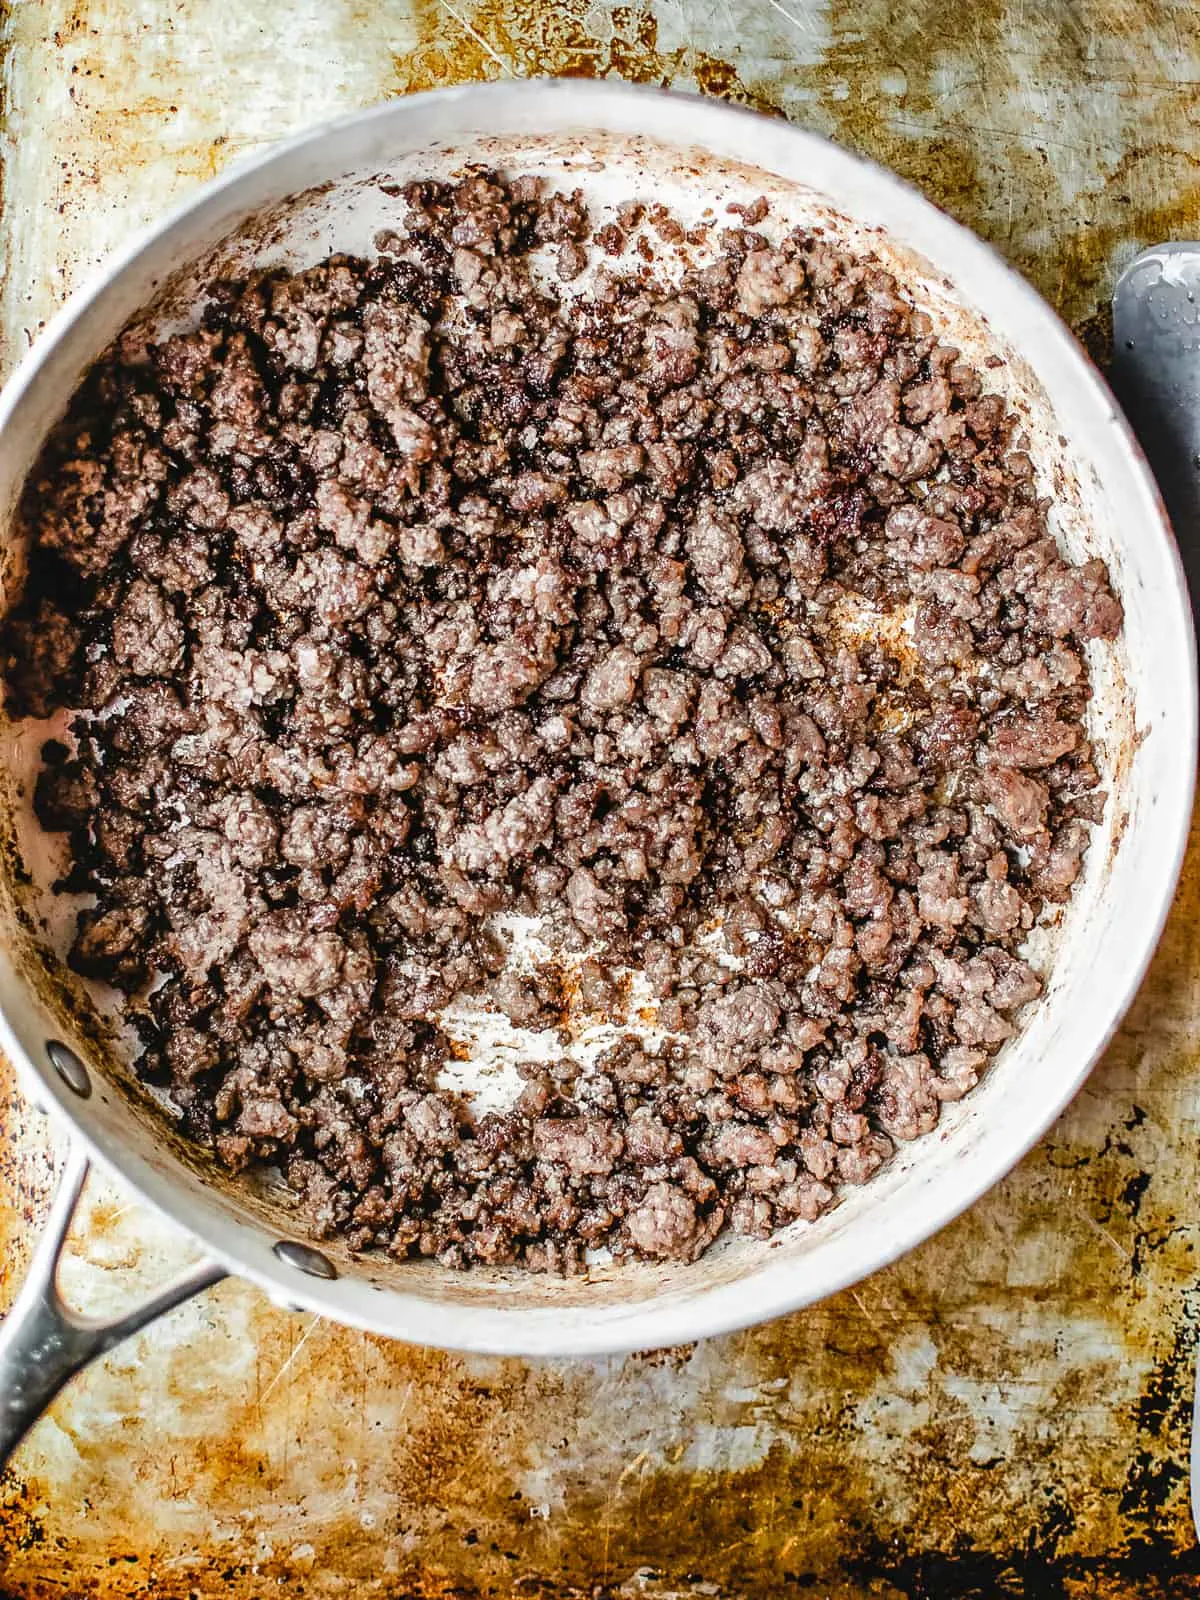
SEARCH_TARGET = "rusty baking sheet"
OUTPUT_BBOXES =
[2,2,1200,1597]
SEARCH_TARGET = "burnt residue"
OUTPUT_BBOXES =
[1118,1296,1198,1527]
[845,1535,1200,1600]
[1,3,1200,1599]
[0,1484,43,1562]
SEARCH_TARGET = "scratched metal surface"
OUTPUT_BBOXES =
[1,2,1199,1596]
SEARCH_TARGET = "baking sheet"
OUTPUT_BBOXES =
[2,2,1200,1596]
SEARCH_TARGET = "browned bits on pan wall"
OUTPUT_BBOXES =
[3,2,1200,1597]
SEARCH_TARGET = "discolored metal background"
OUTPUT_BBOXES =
[2,2,1200,1595]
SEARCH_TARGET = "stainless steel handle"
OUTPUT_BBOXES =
[0,1141,226,1467]
[1110,244,1200,1544]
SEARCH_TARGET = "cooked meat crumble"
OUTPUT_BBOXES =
[2,171,1122,1271]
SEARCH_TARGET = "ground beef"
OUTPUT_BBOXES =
[2,172,1122,1272]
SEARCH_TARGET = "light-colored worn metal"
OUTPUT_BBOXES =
[3,5,1200,1598]
[0,1144,226,1467]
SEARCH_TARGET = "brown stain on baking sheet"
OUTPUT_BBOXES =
[806,0,1200,341]
[2,2,1200,1598]
[390,0,784,115]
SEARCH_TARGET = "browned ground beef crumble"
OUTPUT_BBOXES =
[2,171,1122,1270]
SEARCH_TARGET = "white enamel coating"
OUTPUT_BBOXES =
[0,80,1192,1356]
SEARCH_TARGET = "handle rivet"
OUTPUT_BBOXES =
[46,1041,91,1099]
[273,1239,338,1280]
